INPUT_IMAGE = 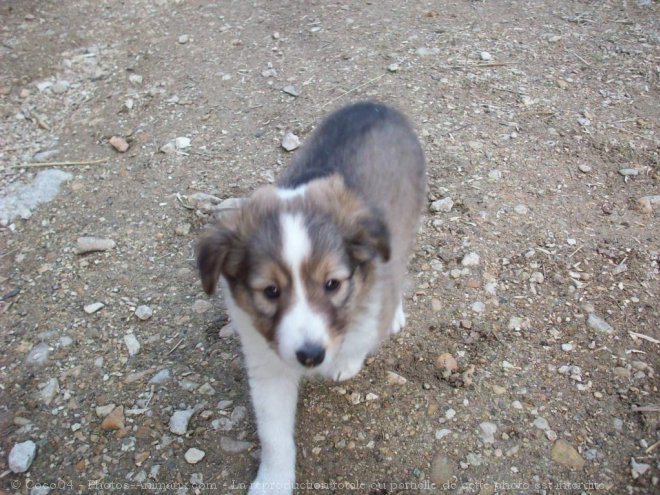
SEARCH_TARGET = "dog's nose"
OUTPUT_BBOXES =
[296,343,326,367]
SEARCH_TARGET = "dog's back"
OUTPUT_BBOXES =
[279,101,426,336]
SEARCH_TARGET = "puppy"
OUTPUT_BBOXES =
[197,101,426,495]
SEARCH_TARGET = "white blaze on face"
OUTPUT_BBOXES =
[278,213,329,365]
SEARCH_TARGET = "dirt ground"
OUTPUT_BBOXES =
[1,0,658,494]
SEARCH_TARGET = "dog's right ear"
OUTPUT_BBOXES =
[196,223,242,295]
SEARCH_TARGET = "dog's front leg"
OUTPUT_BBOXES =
[245,354,300,495]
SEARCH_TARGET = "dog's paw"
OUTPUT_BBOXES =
[388,299,406,335]
[331,356,364,382]
[248,473,294,495]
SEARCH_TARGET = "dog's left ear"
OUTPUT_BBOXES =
[344,208,391,265]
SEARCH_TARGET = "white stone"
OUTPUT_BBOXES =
[430,197,454,213]
[514,204,529,215]
[587,314,614,334]
[533,416,550,430]
[84,302,104,314]
[39,378,59,405]
[149,369,171,384]
[479,422,497,444]
[461,252,480,266]
[95,403,116,418]
[282,132,300,151]
[480,51,493,61]
[435,428,452,440]
[170,409,194,435]
[184,448,205,464]
[9,440,37,473]
[175,137,191,149]
[416,47,440,57]
[124,334,141,356]
[135,305,153,321]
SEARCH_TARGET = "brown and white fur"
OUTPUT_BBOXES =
[197,102,426,495]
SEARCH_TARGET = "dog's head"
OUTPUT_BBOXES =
[196,175,389,371]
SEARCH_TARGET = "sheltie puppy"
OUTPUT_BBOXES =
[197,101,426,495]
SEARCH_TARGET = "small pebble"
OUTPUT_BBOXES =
[184,448,205,464]
[52,80,70,94]
[480,51,492,61]
[76,237,116,254]
[124,334,141,356]
[461,252,480,266]
[149,369,171,384]
[386,371,408,385]
[170,409,194,435]
[578,164,592,173]
[631,457,651,479]
[416,47,440,57]
[282,132,300,151]
[435,428,452,440]
[220,436,253,454]
[488,169,502,180]
[109,136,129,153]
[95,403,116,418]
[551,439,585,470]
[533,417,550,430]
[561,343,574,352]
[479,422,497,444]
[135,305,153,321]
[230,406,247,423]
[175,137,191,149]
[387,63,399,72]
[513,204,529,215]
[431,198,454,213]
[618,168,639,177]
[197,383,216,396]
[445,408,456,420]
[587,314,614,334]
[436,353,458,373]
[25,343,50,366]
[9,440,37,473]
[101,406,125,430]
[178,34,189,44]
[39,378,59,405]
[84,302,104,314]
[282,84,299,97]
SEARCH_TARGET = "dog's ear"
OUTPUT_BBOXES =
[309,175,391,266]
[345,209,391,265]
[196,220,243,294]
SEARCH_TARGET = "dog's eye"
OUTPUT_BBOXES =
[324,279,341,292]
[263,285,280,300]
